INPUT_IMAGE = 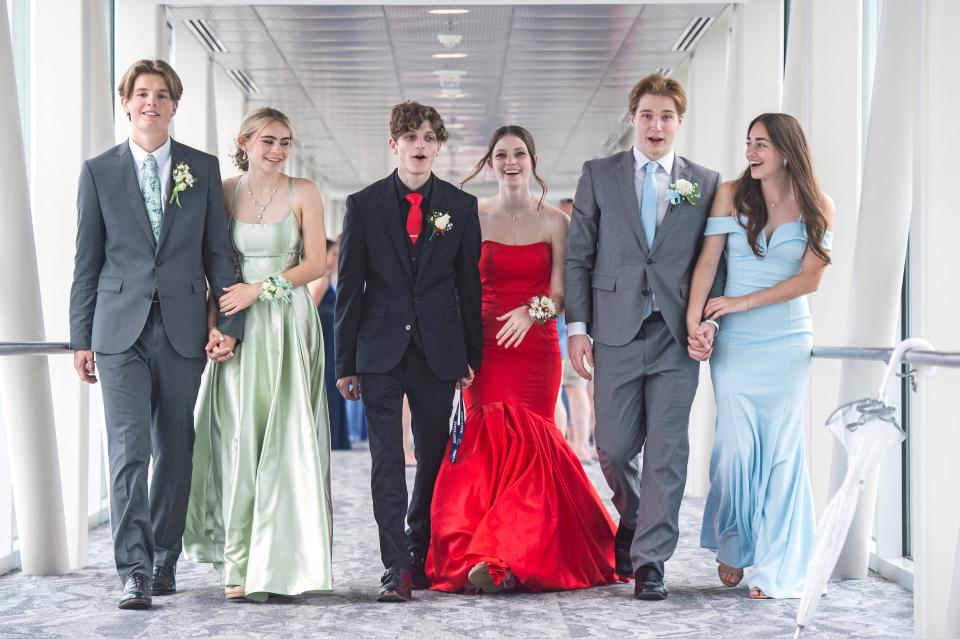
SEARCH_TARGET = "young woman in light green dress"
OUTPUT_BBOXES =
[183,108,332,601]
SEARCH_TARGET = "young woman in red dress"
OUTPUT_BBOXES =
[425,126,618,593]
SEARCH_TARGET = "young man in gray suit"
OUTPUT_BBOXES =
[565,73,724,600]
[69,59,243,609]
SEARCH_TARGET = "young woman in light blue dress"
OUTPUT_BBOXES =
[685,113,835,599]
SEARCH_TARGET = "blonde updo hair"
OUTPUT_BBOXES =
[230,107,294,171]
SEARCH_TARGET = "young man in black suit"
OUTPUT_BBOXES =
[334,101,482,602]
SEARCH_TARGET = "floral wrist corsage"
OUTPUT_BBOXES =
[526,295,557,324]
[259,274,294,304]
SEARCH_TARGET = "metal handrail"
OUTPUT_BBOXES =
[0,342,72,355]
[812,346,960,368]
[2,341,959,367]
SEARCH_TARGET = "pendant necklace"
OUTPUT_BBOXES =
[247,176,281,223]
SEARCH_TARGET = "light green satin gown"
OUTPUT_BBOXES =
[184,179,332,601]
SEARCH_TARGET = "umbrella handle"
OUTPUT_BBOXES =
[877,337,936,402]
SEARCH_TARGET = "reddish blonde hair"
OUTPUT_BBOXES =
[627,73,687,117]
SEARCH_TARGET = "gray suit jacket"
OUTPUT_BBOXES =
[565,149,725,347]
[70,139,243,358]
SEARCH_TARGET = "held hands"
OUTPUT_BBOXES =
[687,322,716,362]
[219,282,261,316]
[337,375,361,401]
[205,328,237,362]
[703,295,751,321]
[496,306,535,348]
[74,350,98,384]
[568,334,594,381]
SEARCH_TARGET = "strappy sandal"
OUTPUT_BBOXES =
[748,586,770,599]
[224,585,246,600]
[717,561,744,587]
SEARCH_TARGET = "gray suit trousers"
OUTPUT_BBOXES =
[97,305,205,583]
[593,318,699,578]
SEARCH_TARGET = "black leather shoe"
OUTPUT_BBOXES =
[614,523,636,579]
[118,573,152,610]
[410,555,431,590]
[151,565,176,596]
[377,568,413,602]
[634,565,668,601]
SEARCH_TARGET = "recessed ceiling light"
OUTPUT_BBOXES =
[432,53,468,59]
[429,9,470,15]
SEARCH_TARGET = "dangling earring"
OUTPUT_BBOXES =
[240,149,248,162]
[782,157,788,168]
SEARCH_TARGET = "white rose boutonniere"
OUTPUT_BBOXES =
[427,211,454,241]
[665,178,701,208]
[169,162,197,208]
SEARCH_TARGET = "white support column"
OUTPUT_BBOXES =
[829,0,915,579]
[213,63,245,179]
[914,1,960,635]
[0,0,69,576]
[113,0,163,141]
[782,0,863,514]
[172,20,215,153]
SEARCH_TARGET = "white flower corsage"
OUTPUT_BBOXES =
[259,274,294,304]
[427,211,454,241]
[169,162,197,208]
[526,295,557,324]
[665,178,701,208]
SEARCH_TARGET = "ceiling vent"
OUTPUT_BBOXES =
[228,69,260,95]
[434,69,466,88]
[184,19,228,54]
[671,17,713,52]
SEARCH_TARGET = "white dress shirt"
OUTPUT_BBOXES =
[568,146,675,338]
[128,137,172,206]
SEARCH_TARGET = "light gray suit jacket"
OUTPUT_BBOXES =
[69,139,243,358]
[565,149,725,347]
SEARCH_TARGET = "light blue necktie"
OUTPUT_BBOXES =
[142,153,163,243]
[640,160,659,319]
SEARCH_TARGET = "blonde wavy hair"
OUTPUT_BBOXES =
[230,107,294,171]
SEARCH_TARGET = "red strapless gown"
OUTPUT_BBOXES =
[426,241,618,592]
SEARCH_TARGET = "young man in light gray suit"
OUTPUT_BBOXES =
[565,73,724,600]
[69,59,243,609]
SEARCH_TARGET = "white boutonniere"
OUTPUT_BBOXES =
[169,162,197,208]
[427,211,454,241]
[665,178,701,208]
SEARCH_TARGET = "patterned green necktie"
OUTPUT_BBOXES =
[142,153,162,242]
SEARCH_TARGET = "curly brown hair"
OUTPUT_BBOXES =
[389,101,448,142]
[627,73,687,117]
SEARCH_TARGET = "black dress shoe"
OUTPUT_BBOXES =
[118,573,152,610]
[377,568,413,602]
[410,555,431,590]
[614,523,636,579]
[151,565,176,596]
[634,565,668,601]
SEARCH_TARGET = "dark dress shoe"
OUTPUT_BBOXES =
[151,565,176,596]
[410,555,431,590]
[634,565,668,601]
[118,573,152,610]
[614,523,636,579]
[377,568,413,602]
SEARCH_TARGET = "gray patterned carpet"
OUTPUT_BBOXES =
[0,448,913,638]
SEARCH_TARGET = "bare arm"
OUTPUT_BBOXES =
[704,194,836,320]
[548,207,568,313]
[686,181,735,332]
[281,178,328,287]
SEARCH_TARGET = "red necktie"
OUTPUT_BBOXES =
[405,192,423,244]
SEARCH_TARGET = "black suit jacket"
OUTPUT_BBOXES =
[334,171,482,381]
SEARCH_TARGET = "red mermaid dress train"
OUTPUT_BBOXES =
[426,241,618,592]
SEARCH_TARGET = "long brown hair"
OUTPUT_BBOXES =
[461,125,548,209]
[733,113,830,264]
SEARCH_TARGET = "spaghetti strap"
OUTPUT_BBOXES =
[287,176,295,214]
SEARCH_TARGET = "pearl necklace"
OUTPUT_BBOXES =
[246,176,281,223]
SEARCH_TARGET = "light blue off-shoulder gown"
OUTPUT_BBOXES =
[700,214,833,599]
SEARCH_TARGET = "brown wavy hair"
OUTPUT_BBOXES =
[461,125,548,208]
[628,73,687,117]
[389,101,448,142]
[734,113,830,264]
